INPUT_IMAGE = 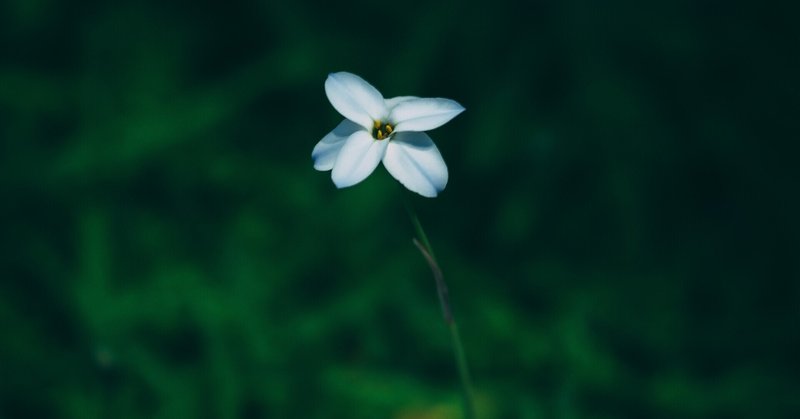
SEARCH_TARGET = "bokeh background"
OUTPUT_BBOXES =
[1,0,798,417]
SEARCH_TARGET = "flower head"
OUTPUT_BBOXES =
[312,72,464,198]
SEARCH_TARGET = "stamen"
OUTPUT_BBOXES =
[371,120,394,140]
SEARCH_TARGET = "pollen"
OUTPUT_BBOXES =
[371,120,395,140]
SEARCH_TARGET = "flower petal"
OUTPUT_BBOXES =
[325,72,388,130]
[331,131,389,188]
[390,98,465,132]
[385,96,419,109]
[382,132,448,198]
[312,120,363,171]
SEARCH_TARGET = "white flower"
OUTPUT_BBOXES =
[312,72,464,198]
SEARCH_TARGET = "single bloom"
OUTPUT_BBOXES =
[312,71,464,198]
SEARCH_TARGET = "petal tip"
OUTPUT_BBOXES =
[331,174,355,189]
[312,161,330,171]
[422,191,439,198]
[448,100,466,113]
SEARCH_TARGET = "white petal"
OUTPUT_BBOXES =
[325,72,388,130]
[312,120,363,171]
[385,96,419,109]
[390,98,465,132]
[382,132,448,198]
[331,131,389,188]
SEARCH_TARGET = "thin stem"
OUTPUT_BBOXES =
[406,203,435,260]
[408,210,476,419]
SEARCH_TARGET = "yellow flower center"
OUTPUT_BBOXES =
[372,120,394,140]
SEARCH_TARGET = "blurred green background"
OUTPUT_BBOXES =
[1,0,798,417]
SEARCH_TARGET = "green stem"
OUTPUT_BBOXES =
[407,205,476,419]
[449,322,475,419]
